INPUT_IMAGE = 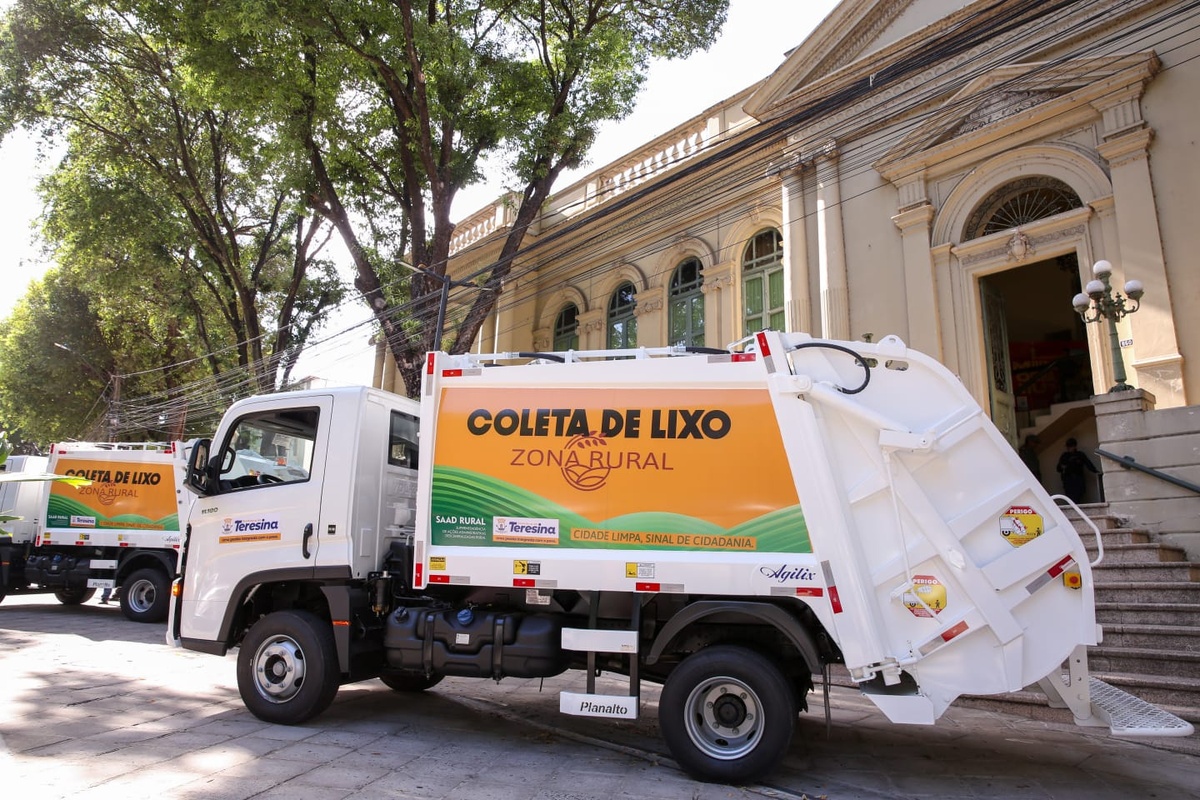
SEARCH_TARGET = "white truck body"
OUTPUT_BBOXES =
[170,332,1191,783]
[0,442,188,622]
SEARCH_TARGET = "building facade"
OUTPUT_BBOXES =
[382,0,1198,499]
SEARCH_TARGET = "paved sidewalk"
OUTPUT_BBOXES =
[1,594,1198,799]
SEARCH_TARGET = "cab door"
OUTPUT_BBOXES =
[178,396,332,644]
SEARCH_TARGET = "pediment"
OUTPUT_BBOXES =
[746,0,972,121]
[875,55,1159,174]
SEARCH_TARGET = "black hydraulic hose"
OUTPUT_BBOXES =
[514,351,567,363]
[789,342,872,395]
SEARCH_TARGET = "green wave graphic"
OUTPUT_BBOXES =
[432,465,811,553]
[45,494,179,531]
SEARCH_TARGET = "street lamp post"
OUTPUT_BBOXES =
[1071,259,1144,392]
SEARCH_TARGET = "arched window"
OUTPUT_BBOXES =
[669,258,704,347]
[964,177,1083,240]
[607,282,637,349]
[742,229,784,334]
[553,304,578,351]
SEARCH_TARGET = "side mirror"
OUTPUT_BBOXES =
[184,438,213,495]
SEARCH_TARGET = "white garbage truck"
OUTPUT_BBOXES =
[168,331,1192,783]
[0,442,187,622]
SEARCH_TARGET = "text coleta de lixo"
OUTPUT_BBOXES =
[465,408,732,440]
[63,468,164,485]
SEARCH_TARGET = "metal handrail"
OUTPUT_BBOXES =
[1052,494,1104,567]
[1095,448,1200,496]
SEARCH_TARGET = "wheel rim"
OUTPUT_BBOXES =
[251,634,307,704]
[682,677,764,761]
[126,578,156,613]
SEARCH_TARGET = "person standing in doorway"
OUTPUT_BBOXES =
[1056,437,1098,503]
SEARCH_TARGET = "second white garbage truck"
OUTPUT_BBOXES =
[168,331,1192,783]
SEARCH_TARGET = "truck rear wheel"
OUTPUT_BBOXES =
[54,587,96,605]
[237,610,340,725]
[659,645,796,783]
[120,567,170,623]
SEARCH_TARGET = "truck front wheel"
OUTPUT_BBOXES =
[54,587,96,605]
[120,567,170,623]
[237,610,340,725]
[659,645,796,784]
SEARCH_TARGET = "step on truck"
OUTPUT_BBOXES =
[168,331,1193,783]
[0,442,187,622]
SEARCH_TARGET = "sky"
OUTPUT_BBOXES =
[0,0,839,384]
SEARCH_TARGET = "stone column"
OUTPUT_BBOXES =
[815,142,850,341]
[779,166,811,334]
[498,272,540,353]
[891,182,941,358]
[633,290,665,348]
[1094,92,1185,406]
[700,263,734,349]
[577,309,607,351]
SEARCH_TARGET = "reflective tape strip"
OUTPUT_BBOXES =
[919,620,970,656]
[1025,555,1076,595]
[635,582,660,592]
[428,574,451,584]
[513,578,535,588]
[820,560,843,614]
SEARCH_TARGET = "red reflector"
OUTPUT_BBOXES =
[635,582,660,592]
[731,353,757,362]
[1047,555,1074,578]
[332,620,350,627]
[428,574,450,584]
[829,585,843,613]
[415,563,424,584]
[513,578,535,588]
[426,353,436,375]
[442,369,463,378]
[795,587,824,597]
[941,620,969,642]
[755,331,772,356]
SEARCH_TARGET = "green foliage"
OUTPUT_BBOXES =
[0,0,346,419]
[178,0,729,395]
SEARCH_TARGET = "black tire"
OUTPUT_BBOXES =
[379,672,444,693]
[119,566,171,623]
[54,587,96,605]
[659,645,796,784]
[237,610,340,725]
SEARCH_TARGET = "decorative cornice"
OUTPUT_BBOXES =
[1097,128,1154,168]
[957,224,1085,266]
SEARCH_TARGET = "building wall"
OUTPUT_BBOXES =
[426,0,1196,425]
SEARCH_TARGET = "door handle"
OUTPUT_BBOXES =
[302,523,313,559]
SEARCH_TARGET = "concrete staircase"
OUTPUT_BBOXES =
[962,502,1200,726]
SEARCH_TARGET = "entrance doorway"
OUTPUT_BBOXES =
[980,253,1094,473]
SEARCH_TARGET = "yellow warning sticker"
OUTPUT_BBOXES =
[904,574,947,617]
[513,560,541,576]
[626,562,655,579]
[429,556,447,571]
[1000,505,1043,547]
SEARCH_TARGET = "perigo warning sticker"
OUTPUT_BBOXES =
[904,574,947,617]
[1000,505,1043,547]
